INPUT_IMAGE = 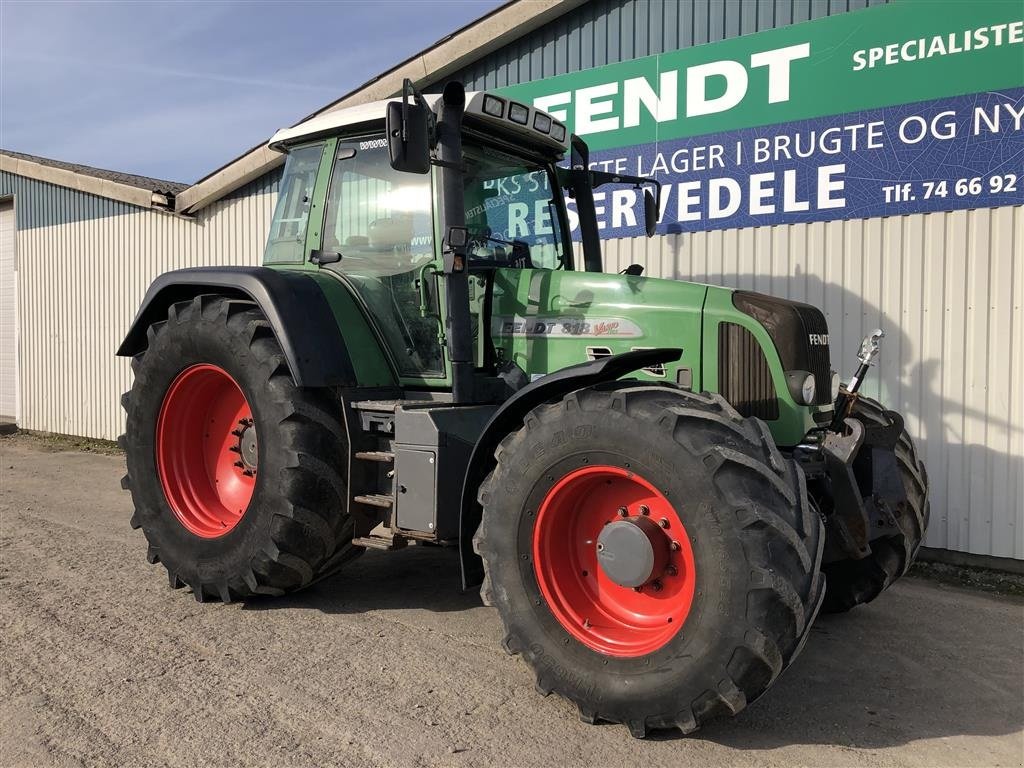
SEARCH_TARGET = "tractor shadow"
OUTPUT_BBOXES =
[244,543,1024,751]
[694,581,1024,751]
[673,262,1024,562]
[243,544,479,615]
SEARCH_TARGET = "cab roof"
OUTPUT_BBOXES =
[268,91,569,156]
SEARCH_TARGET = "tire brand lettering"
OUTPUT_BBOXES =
[528,643,602,702]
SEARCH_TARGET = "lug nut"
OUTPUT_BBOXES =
[670,541,680,551]
[617,506,628,517]
[665,565,678,577]
[639,504,650,516]
[650,580,663,592]
[659,517,669,528]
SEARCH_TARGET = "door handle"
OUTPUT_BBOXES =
[310,250,342,265]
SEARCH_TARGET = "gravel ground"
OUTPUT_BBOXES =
[1,433,1022,768]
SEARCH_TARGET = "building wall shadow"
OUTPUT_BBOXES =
[667,253,1023,560]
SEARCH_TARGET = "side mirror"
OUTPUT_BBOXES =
[386,101,431,174]
[644,188,658,237]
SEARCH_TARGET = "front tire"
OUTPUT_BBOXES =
[820,395,929,613]
[474,384,825,737]
[120,295,358,601]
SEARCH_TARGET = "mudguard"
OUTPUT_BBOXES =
[116,267,356,388]
[458,347,683,590]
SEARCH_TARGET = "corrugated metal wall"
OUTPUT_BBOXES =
[1,169,280,442]
[444,0,889,90]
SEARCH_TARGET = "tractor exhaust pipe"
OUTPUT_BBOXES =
[435,81,475,403]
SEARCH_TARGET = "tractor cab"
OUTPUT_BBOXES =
[263,84,659,396]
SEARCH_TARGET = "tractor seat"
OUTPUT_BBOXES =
[369,217,414,252]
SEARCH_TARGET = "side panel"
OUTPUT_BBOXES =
[490,267,706,387]
[305,270,396,388]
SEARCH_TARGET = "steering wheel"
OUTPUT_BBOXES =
[467,228,533,269]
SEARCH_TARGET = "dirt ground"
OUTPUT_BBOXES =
[1,433,1022,768]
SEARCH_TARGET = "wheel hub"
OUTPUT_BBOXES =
[235,421,258,473]
[596,515,669,588]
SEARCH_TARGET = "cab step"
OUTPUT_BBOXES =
[354,450,395,463]
[354,493,395,509]
[352,534,407,551]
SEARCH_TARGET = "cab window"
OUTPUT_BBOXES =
[264,143,324,264]
[461,142,569,271]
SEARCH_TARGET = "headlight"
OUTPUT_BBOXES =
[785,370,816,405]
[831,371,841,400]
[801,374,816,405]
[509,102,530,125]
[482,95,505,118]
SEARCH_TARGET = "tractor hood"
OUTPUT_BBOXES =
[489,267,709,387]
[489,269,833,446]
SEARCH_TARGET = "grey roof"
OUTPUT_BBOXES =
[0,149,189,196]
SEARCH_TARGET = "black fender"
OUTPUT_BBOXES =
[458,347,683,590]
[116,266,356,388]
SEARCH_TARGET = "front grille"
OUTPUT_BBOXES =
[793,305,832,405]
[718,323,779,420]
[732,291,834,407]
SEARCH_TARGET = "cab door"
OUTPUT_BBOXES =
[318,135,449,388]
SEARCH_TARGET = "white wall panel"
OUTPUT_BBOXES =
[14,189,277,444]
[599,206,1024,560]
[0,201,18,421]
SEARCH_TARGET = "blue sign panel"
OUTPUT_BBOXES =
[576,88,1024,238]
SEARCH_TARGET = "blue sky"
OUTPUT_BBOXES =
[0,0,505,183]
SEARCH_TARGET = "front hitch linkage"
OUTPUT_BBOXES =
[831,328,884,431]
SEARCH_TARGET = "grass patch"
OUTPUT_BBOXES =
[1,430,121,456]
[908,560,1024,598]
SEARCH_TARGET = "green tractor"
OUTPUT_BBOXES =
[118,81,929,737]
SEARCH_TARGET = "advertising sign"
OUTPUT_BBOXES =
[495,0,1024,238]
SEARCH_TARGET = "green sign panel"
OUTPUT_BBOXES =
[499,0,1024,151]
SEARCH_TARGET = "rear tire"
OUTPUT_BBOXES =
[120,295,358,601]
[821,395,929,613]
[474,384,825,737]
